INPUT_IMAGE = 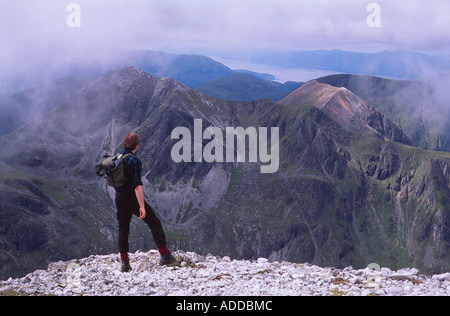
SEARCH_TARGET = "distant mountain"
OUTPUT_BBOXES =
[1,67,450,281]
[249,50,450,80]
[196,72,303,102]
[0,50,240,136]
[0,57,300,137]
[5,48,449,95]
[279,80,413,146]
[124,51,234,88]
[0,49,263,93]
[316,74,450,152]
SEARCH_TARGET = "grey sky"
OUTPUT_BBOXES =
[1,0,450,55]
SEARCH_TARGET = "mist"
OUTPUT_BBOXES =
[1,1,450,85]
[1,0,450,115]
[2,0,450,51]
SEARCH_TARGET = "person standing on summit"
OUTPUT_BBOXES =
[114,132,176,272]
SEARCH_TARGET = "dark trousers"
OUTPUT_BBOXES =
[115,191,167,254]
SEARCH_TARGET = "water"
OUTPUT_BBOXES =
[214,57,339,83]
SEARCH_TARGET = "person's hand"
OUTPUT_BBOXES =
[139,207,146,220]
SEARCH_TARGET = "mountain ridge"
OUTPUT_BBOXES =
[279,80,413,146]
[195,72,302,102]
[316,73,450,152]
[0,66,450,281]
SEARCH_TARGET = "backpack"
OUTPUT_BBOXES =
[95,153,132,188]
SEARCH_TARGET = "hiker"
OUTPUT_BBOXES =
[114,132,176,272]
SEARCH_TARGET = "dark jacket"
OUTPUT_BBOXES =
[116,149,144,194]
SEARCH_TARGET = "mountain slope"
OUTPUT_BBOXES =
[0,67,239,279]
[0,67,449,280]
[125,51,234,88]
[1,49,241,93]
[279,80,413,146]
[317,74,450,152]
[183,102,450,272]
[195,72,302,102]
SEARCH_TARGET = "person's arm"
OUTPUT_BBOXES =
[128,153,146,220]
[135,185,146,220]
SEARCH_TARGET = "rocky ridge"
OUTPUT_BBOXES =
[2,66,450,280]
[1,251,449,296]
[279,80,413,146]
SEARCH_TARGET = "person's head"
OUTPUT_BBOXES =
[123,133,140,152]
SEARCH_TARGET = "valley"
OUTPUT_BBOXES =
[0,65,449,280]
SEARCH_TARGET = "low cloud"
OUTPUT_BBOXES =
[1,0,450,92]
[2,0,450,53]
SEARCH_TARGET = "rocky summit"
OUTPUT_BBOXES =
[1,250,449,296]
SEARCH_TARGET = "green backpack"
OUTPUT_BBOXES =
[95,153,132,188]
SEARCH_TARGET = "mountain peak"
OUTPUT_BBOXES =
[86,66,187,91]
[279,80,364,115]
[279,80,371,131]
[92,66,157,86]
[279,80,413,145]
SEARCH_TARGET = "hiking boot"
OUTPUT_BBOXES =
[120,260,132,273]
[160,254,178,266]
